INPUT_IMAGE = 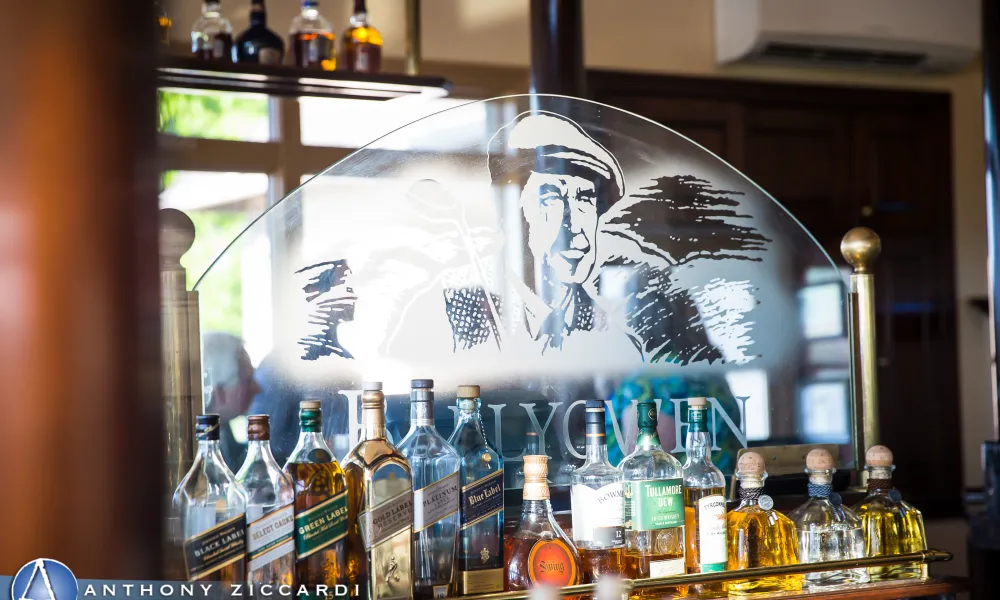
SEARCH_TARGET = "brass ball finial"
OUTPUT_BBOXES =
[841,227,881,274]
[159,208,196,269]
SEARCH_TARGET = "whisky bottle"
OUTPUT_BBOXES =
[787,448,867,587]
[681,397,727,584]
[344,382,414,600]
[446,385,504,595]
[191,0,234,61]
[570,400,624,582]
[171,414,248,582]
[726,452,802,594]
[340,0,383,73]
[853,445,927,581]
[619,401,685,580]
[283,401,350,592]
[289,0,335,70]
[235,0,284,65]
[236,415,295,589]
[504,455,582,591]
[397,380,461,599]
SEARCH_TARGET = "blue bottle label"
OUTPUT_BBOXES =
[460,469,504,529]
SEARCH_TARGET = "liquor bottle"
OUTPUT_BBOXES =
[853,445,927,581]
[344,382,414,600]
[397,380,461,600]
[155,1,172,46]
[236,415,295,589]
[191,0,234,61]
[340,0,383,73]
[787,448,867,587]
[726,452,802,594]
[682,398,727,582]
[171,414,248,582]
[504,455,583,591]
[619,400,686,580]
[289,0,336,70]
[570,400,625,582]
[446,385,504,595]
[283,401,350,592]
[235,0,284,65]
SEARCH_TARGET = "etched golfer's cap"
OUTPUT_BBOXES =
[866,445,894,468]
[806,448,835,471]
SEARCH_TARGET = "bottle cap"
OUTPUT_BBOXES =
[196,414,221,441]
[585,399,605,428]
[866,445,894,467]
[362,381,383,391]
[688,396,708,408]
[806,448,835,471]
[300,400,321,410]
[523,455,548,483]
[737,451,766,476]
[247,414,270,441]
[457,384,480,398]
[411,379,433,389]
[636,401,657,429]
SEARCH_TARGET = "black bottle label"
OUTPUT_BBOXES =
[182,514,247,581]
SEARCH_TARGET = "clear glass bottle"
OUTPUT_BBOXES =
[340,0,383,73]
[446,385,504,595]
[726,452,802,594]
[191,0,234,61]
[787,448,867,587]
[289,0,335,70]
[681,396,727,595]
[171,414,248,583]
[619,400,686,581]
[343,382,414,600]
[570,399,624,582]
[397,380,461,600]
[236,415,295,589]
[504,455,582,591]
[235,0,284,65]
[852,445,927,581]
[283,401,350,592]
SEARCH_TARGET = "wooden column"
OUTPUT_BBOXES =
[529,0,585,96]
[0,0,162,580]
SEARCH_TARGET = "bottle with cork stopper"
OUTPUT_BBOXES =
[787,448,868,587]
[681,396,727,596]
[852,445,928,581]
[726,451,802,594]
[504,455,582,591]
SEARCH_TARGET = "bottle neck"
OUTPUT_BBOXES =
[410,390,434,428]
[737,484,764,507]
[684,430,713,464]
[250,0,266,26]
[807,471,833,498]
[197,439,227,466]
[521,498,552,519]
[245,439,276,466]
[866,466,895,493]
[585,434,610,464]
[203,1,222,15]
[362,405,387,441]
[635,427,662,450]
[456,403,486,435]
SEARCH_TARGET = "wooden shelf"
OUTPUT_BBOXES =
[157,55,451,100]
[739,577,968,599]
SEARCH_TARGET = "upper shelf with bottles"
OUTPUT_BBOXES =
[156,0,450,100]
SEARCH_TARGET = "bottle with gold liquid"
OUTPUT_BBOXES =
[289,0,335,70]
[283,401,350,592]
[504,455,582,591]
[726,452,802,594]
[340,0,382,73]
[682,397,727,596]
[344,382,414,600]
[852,445,927,581]
[570,400,624,582]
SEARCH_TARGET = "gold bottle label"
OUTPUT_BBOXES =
[458,568,504,594]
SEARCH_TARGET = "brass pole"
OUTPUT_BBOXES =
[841,227,882,474]
[404,0,421,75]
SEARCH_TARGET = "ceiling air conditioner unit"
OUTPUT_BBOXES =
[714,0,980,73]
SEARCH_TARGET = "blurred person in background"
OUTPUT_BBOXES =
[202,331,261,471]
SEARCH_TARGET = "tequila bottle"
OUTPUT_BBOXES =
[681,397,727,593]
[787,448,867,587]
[340,0,383,73]
[504,455,582,590]
[570,399,625,582]
[446,385,504,595]
[726,452,802,594]
[619,401,685,580]
[853,445,927,581]
[397,380,461,599]
[344,382,414,600]
[236,415,295,589]
[191,0,234,61]
[171,414,248,583]
[284,401,350,592]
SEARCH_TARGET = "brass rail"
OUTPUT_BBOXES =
[452,549,951,600]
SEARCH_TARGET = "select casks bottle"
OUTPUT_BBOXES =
[344,382,415,600]
[283,401,350,593]
[446,385,504,595]
[681,397,727,595]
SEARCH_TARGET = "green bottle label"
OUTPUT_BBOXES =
[294,491,349,559]
[624,479,684,531]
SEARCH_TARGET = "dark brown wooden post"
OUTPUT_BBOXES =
[0,0,163,579]
[529,0,585,96]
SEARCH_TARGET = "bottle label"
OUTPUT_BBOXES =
[625,479,684,532]
[458,568,504,594]
[570,482,624,546]
[182,514,247,581]
[697,494,727,571]
[527,540,578,587]
[413,472,460,531]
[294,492,349,559]
[248,503,294,572]
[359,488,414,550]
[461,469,504,529]
[649,557,686,577]
[258,47,282,65]
[212,36,226,59]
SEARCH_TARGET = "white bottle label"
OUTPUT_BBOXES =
[649,557,686,577]
[247,503,294,572]
[571,482,624,546]
[697,494,727,571]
